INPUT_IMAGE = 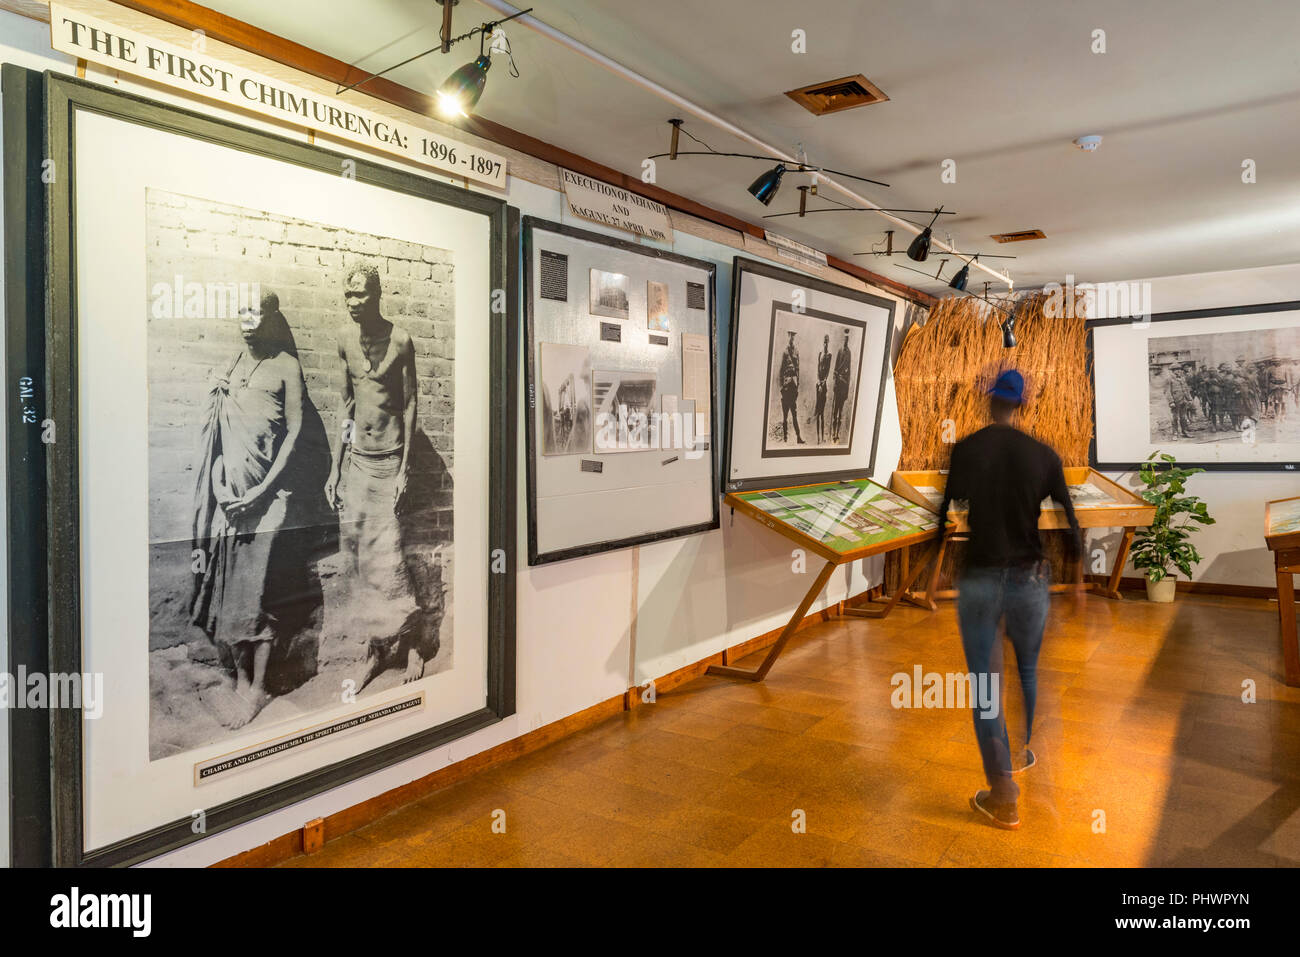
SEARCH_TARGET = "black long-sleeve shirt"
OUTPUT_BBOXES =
[937,424,1082,568]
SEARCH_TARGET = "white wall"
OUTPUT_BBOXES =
[1089,262,1300,587]
[0,7,906,866]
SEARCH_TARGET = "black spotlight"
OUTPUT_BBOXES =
[436,54,492,119]
[748,164,786,206]
[949,262,970,291]
[1001,305,1018,348]
[906,226,932,262]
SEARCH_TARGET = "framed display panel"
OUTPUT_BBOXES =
[723,256,896,492]
[891,467,1155,532]
[3,64,52,866]
[1089,302,1300,470]
[728,478,940,563]
[1266,495,1300,547]
[523,217,719,564]
[891,467,1155,601]
[1265,495,1300,687]
[712,477,943,681]
[43,74,517,866]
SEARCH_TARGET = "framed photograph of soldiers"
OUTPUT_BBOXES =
[1089,302,1300,470]
[761,305,867,456]
[523,217,719,565]
[41,75,517,866]
[723,257,898,492]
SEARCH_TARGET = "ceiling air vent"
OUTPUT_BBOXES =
[991,229,1047,243]
[785,75,889,116]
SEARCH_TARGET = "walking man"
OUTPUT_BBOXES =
[938,369,1082,830]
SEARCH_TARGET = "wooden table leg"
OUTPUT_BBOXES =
[1277,566,1300,687]
[846,542,939,620]
[706,559,838,682]
[1099,527,1135,600]
[917,533,948,610]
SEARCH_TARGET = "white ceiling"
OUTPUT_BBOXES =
[204,0,1300,296]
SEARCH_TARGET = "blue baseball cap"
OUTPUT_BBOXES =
[988,369,1025,405]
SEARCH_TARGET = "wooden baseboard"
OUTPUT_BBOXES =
[213,585,879,867]
[1085,574,1277,600]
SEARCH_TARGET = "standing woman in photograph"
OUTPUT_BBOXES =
[189,290,330,729]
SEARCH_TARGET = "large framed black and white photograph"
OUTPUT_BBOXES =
[523,217,719,565]
[762,304,866,456]
[724,256,896,491]
[1089,301,1300,470]
[43,74,516,866]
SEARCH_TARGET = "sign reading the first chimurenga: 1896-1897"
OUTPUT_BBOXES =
[47,3,509,189]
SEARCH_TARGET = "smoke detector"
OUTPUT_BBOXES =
[1073,135,1103,151]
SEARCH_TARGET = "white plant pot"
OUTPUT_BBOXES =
[1145,575,1177,603]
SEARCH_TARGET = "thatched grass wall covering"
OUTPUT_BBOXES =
[894,290,1092,469]
[887,289,1091,592]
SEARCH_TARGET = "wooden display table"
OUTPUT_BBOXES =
[712,478,944,682]
[890,466,1155,601]
[1265,496,1300,687]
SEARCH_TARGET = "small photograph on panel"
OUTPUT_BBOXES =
[593,369,657,453]
[589,267,631,320]
[647,279,671,332]
[539,342,593,456]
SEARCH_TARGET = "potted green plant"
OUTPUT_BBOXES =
[1130,452,1215,602]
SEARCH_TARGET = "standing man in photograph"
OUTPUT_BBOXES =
[1163,366,1194,438]
[831,328,853,442]
[814,333,832,444]
[326,263,428,689]
[779,329,805,444]
[938,369,1082,830]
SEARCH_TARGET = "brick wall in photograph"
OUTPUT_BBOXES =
[145,188,456,545]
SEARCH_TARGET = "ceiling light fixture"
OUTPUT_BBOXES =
[436,54,492,118]
[648,120,890,205]
[948,260,971,291]
[747,164,786,206]
[480,7,1010,290]
[907,207,944,262]
[1001,302,1019,348]
[336,4,533,119]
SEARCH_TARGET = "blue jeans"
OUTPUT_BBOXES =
[956,562,1050,805]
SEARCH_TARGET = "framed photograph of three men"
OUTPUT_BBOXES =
[723,257,896,491]
[41,74,517,866]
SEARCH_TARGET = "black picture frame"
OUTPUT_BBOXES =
[522,216,720,566]
[723,256,896,492]
[758,302,868,459]
[1087,301,1300,472]
[3,64,53,868]
[42,72,517,866]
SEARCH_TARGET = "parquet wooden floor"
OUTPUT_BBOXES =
[280,592,1300,867]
